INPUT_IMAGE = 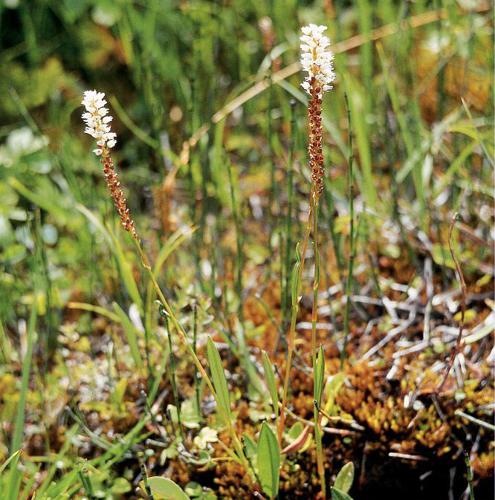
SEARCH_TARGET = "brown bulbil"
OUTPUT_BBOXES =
[308,78,324,196]
[101,150,138,239]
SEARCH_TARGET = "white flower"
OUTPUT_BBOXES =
[81,90,117,155]
[193,427,218,450]
[300,24,335,97]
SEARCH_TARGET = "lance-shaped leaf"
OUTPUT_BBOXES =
[262,351,279,419]
[206,337,231,422]
[314,345,325,406]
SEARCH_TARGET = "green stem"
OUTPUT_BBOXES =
[165,315,184,441]
[464,450,475,500]
[341,93,356,370]
[278,205,313,444]
[226,160,244,325]
[311,194,326,497]
[282,99,297,333]
[192,301,202,421]
[133,240,248,468]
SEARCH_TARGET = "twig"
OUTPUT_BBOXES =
[388,452,428,461]
[438,213,467,392]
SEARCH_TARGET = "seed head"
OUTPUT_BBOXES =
[300,24,335,97]
[81,90,117,156]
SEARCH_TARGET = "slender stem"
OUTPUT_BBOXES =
[311,193,326,497]
[133,239,248,468]
[340,93,356,370]
[311,195,320,369]
[165,315,184,441]
[192,301,202,420]
[438,213,467,391]
[226,160,244,325]
[282,99,297,333]
[278,205,313,444]
[464,450,475,500]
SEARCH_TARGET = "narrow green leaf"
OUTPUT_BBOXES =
[206,337,231,422]
[314,346,325,406]
[242,434,257,462]
[262,351,279,418]
[290,260,301,307]
[334,462,355,494]
[11,305,36,453]
[152,225,196,277]
[343,76,377,210]
[76,204,143,312]
[331,487,353,500]
[0,451,20,476]
[147,477,189,500]
[112,303,143,368]
[257,423,280,499]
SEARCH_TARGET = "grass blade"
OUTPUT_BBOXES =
[112,302,143,368]
[206,337,231,423]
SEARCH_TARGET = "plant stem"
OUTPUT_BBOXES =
[133,239,248,468]
[282,99,297,333]
[226,160,244,325]
[192,301,202,420]
[278,206,312,444]
[311,196,320,369]
[464,450,475,500]
[340,93,356,370]
[311,193,326,497]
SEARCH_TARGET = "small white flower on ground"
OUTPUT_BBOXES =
[193,427,218,450]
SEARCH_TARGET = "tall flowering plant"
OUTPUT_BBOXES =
[279,24,335,498]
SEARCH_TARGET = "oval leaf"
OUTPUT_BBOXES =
[148,477,189,500]
[331,487,353,500]
[257,423,280,499]
[334,462,354,494]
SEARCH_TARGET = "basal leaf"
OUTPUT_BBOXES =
[331,487,353,500]
[334,462,354,494]
[257,422,280,499]
[147,477,189,500]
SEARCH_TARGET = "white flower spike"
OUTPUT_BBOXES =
[300,24,335,97]
[81,90,117,155]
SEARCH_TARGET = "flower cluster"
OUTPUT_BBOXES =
[81,90,116,156]
[300,24,335,97]
[81,90,137,239]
